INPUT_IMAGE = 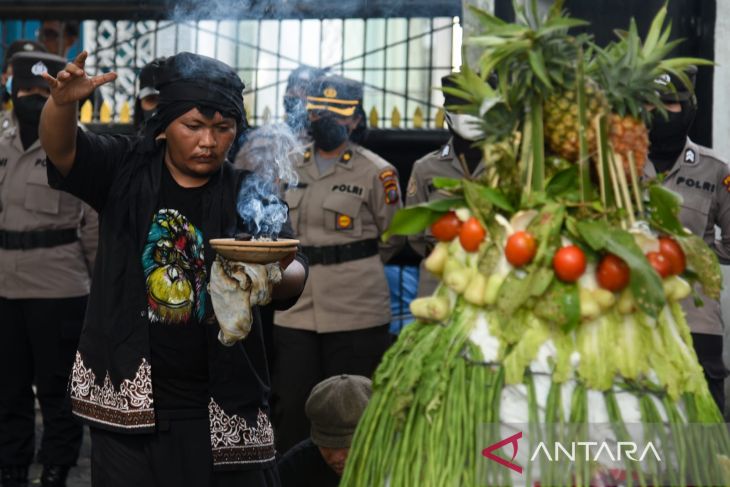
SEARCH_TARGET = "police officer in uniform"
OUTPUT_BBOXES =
[283,65,327,141]
[273,74,404,452]
[0,52,98,486]
[645,66,730,412]
[406,74,485,297]
[133,57,164,133]
[2,41,47,111]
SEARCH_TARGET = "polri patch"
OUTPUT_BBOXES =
[723,174,730,193]
[335,213,354,230]
[379,169,400,205]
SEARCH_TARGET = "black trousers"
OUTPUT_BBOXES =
[691,332,728,414]
[271,324,391,453]
[0,296,86,467]
[90,418,281,487]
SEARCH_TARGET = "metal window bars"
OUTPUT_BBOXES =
[1,17,461,128]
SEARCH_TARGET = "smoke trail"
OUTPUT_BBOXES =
[234,123,302,238]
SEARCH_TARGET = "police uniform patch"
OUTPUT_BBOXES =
[379,170,400,205]
[723,174,730,193]
[406,177,417,197]
[341,149,352,162]
[303,149,312,162]
[684,149,696,165]
[335,213,353,230]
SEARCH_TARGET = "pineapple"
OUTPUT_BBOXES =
[544,80,607,162]
[608,113,649,176]
[590,5,705,178]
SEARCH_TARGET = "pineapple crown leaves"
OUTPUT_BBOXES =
[466,0,588,102]
[441,65,518,142]
[589,4,711,121]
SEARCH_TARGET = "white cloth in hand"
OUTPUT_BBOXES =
[209,256,283,346]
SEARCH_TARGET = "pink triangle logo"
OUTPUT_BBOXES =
[482,431,523,474]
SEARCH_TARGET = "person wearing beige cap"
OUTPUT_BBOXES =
[278,375,372,486]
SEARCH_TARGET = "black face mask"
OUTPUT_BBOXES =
[450,132,483,174]
[13,94,47,150]
[310,117,349,151]
[649,103,697,170]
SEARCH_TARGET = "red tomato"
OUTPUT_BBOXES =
[647,251,672,278]
[658,237,686,275]
[505,231,537,267]
[430,211,462,242]
[459,217,486,252]
[596,254,630,292]
[553,245,587,282]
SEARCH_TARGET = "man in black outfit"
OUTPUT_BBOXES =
[39,51,307,487]
[278,375,371,486]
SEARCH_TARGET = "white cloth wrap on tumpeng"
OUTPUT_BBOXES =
[209,255,282,346]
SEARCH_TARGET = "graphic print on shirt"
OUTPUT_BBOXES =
[142,209,206,324]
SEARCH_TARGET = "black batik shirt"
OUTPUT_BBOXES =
[47,129,307,470]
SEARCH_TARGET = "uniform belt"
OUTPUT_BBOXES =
[0,228,79,250]
[302,239,379,266]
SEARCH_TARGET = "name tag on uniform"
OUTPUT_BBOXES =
[331,184,363,196]
[676,176,715,193]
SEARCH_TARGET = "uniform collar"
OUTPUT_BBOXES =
[300,143,354,180]
[645,137,695,181]
[446,138,486,177]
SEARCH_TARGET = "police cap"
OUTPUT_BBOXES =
[138,57,165,100]
[656,65,698,103]
[9,51,66,95]
[3,40,47,72]
[306,74,362,117]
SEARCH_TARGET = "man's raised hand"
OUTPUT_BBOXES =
[41,51,117,106]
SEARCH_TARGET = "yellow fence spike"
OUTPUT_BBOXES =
[99,100,112,123]
[435,108,445,129]
[413,106,424,129]
[262,106,272,124]
[391,107,401,128]
[369,106,379,128]
[119,101,131,124]
[79,100,93,124]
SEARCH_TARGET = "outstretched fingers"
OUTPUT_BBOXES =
[73,51,88,69]
[91,71,118,88]
[40,72,60,89]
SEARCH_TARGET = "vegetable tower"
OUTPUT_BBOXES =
[341,2,730,486]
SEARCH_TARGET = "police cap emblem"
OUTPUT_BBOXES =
[31,61,48,76]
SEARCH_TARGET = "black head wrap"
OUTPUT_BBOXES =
[144,52,248,141]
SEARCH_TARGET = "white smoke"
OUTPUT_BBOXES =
[234,123,303,237]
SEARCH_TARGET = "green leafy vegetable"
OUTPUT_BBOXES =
[382,197,466,240]
[646,184,688,235]
[676,234,722,300]
[534,280,580,332]
[576,220,665,317]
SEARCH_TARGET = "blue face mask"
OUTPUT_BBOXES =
[5,76,12,96]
